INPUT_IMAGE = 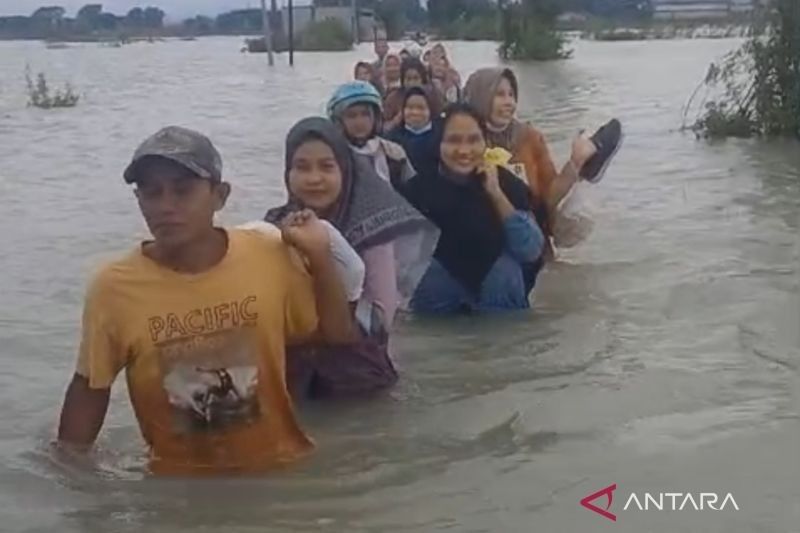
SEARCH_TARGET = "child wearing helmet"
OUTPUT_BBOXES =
[327,81,383,145]
[327,81,416,186]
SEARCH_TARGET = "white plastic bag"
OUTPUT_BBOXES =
[552,180,595,249]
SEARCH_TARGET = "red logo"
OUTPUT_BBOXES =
[580,483,617,521]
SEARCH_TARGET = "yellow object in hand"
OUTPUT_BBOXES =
[483,146,529,182]
[483,147,513,167]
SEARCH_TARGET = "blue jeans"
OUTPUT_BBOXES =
[411,211,544,313]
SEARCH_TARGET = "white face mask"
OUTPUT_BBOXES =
[405,122,433,135]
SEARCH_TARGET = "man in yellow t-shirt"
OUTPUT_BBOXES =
[57,126,356,475]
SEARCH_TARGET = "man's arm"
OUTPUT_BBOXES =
[60,265,127,450]
[57,373,110,449]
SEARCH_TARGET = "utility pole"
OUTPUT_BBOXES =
[352,0,360,45]
[260,0,274,66]
[288,0,294,66]
[499,0,510,60]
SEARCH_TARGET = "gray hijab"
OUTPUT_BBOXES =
[265,117,428,251]
[463,67,525,151]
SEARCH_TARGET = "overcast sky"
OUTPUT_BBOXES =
[0,0,317,20]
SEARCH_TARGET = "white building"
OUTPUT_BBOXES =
[280,4,375,41]
[652,0,755,20]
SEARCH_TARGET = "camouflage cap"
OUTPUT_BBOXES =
[123,126,223,184]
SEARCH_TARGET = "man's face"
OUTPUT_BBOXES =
[341,104,376,144]
[374,39,388,59]
[133,157,229,249]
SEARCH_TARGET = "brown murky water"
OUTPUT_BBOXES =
[0,37,797,532]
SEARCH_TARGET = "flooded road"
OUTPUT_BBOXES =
[0,37,797,532]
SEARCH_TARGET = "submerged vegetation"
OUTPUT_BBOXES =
[686,0,799,139]
[245,18,353,53]
[500,19,572,61]
[439,14,499,41]
[297,19,352,52]
[427,0,570,60]
[499,0,572,61]
[25,67,79,109]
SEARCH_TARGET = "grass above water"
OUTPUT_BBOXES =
[25,68,79,109]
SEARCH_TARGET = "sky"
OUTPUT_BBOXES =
[0,0,320,20]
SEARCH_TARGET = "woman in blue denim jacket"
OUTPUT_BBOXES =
[390,103,545,313]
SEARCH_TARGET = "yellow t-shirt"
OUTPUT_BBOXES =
[76,228,318,475]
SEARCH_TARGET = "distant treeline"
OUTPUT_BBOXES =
[0,5,166,40]
[0,0,733,42]
[0,4,301,40]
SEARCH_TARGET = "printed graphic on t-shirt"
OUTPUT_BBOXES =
[162,346,260,433]
[149,297,264,434]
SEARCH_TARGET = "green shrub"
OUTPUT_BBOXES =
[25,67,79,109]
[692,102,755,139]
[689,0,799,139]
[500,18,572,61]
[441,14,499,41]
[298,18,352,51]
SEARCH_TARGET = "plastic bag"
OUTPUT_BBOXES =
[552,180,595,249]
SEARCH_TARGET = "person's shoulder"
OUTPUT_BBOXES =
[384,87,403,101]
[385,126,406,144]
[84,247,146,300]
[512,123,552,165]
[427,83,446,102]
[230,226,309,275]
[498,166,531,195]
[236,221,282,240]
[380,137,405,150]
[379,138,410,160]
[497,165,523,181]
[519,122,548,145]
[231,225,284,255]
[381,139,417,181]
[236,220,344,251]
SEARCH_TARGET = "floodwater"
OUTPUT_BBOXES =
[0,37,798,532]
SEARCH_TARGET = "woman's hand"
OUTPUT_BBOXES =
[382,139,407,162]
[280,209,331,264]
[570,131,597,170]
[480,163,515,221]
[479,163,503,196]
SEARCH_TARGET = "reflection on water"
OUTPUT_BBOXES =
[0,37,798,532]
